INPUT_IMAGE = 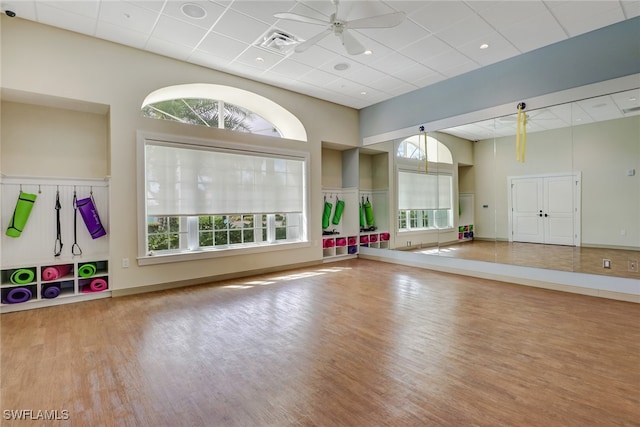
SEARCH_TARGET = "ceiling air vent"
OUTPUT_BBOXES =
[259,29,300,53]
[622,106,640,114]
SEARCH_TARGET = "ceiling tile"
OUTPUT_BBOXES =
[498,11,568,53]
[297,68,340,87]
[127,1,166,14]
[145,37,192,61]
[234,46,285,69]
[286,45,337,68]
[476,1,549,28]
[267,59,315,79]
[426,49,476,75]
[435,14,496,48]
[371,75,418,95]
[34,3,97,36]
[342,66,390,87]
[547,1,626,37]
[95,21,149,49]
[372,51,419,75]
[195,32,250,60]
[456,32,520,66]
[393,62,440,85]
[362,18,431,51]
[231,1,297,25]
[408,1,475,33]
[212,8,271,44]
[400,35,451,64]
[621,0,640,18]
[98,1,158,34]
[38,0,99,19]
[149,15,209,48]
[161,1,227,30]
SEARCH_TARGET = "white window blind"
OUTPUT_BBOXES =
[145,142,305,216]
[398,171,452,210]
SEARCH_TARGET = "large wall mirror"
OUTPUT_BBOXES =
[364,84,639,279]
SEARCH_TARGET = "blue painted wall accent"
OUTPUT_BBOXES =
[360,17,640,141]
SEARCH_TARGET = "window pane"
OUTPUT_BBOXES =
[229,229,242,244]
[243,229,254,242]
[214,215,227,230]
[142,99,220,127]
[215,231,228,245]
[199,231,213,247]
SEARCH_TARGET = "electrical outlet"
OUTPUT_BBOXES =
[122,258,130,268]
[603,259,611,269]
[629,259,638,273]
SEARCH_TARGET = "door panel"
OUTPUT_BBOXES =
[544,176,575,245]
[510,174,578,246]
[512,178,544,243]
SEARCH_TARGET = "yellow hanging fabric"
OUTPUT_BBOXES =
[423,131,428,173]
[516,103,527,162]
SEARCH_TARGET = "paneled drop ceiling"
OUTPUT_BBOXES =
[2,0,639,110]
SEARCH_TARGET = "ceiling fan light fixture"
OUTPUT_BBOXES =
[274,0,405,56]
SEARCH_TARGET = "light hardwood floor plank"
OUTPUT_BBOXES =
[1,259,638,426]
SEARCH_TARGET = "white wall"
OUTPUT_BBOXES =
[2,101,108,178]
[1,17,360,292]
[473,116,640,247]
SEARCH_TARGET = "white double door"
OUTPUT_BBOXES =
[509,173,580,246]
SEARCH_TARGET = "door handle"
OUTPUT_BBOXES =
[539,210,543,217]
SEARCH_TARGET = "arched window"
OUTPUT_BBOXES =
[141,83,307,141]
[142,98,281,137]
[397,135,453,164]
[138,84,309,264]
[396,134,454,232]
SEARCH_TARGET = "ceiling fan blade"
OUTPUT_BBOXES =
[347,12,406,29]
[341,30,366,55]
[274,12,329,26]
[295,28,332,53]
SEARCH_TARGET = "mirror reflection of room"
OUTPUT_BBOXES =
[367,87,640,279]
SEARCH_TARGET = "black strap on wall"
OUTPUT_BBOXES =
[54,190,63,256]
[71,192,82,256]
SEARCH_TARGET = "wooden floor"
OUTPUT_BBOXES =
[1,259,639,426]
[414,240,640,279]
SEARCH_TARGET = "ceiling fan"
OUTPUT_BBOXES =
[274,0,405,55]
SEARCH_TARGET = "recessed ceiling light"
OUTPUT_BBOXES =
[361,91,367,95]
[629,97,638,102]
[181,3,207,19]
[334,63,350,71]
[256,57,265,62]
[592,102,607,108]
[575,118,583,122]
[364,50,373,55]
[480,43,489,49]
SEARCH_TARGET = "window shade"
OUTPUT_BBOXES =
[398,171,452,210]
[145,142,305,216]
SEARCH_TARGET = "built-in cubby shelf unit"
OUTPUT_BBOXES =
[322,187,360,261]
[0,176,110,313]
[458,193,475,241]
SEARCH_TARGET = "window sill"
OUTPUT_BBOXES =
[138,240,310,266]
[398,227,454,234]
